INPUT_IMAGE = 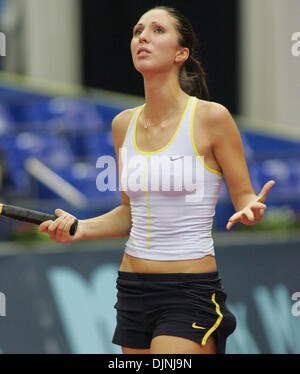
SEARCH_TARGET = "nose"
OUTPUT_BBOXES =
[139,30,150,43]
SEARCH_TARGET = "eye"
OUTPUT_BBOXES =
[133,28,142,36]
[154,27,164,33]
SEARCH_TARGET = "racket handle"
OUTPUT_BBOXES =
[0,204,78,236]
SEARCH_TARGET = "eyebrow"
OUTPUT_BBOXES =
[133,21,165,30]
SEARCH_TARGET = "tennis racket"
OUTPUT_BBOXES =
[0,203,78,236]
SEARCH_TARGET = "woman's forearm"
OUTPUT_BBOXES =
[80,204,132,240]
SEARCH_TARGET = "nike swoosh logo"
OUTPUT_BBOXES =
[170,156,184,161]
[192,322,206,330]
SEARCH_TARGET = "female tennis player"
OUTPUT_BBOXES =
[39,6,275,354]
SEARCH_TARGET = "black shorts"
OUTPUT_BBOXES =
[112,271,236,354]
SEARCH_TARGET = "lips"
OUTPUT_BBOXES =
[137,47,151,55]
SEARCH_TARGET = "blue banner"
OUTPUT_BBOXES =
[0,237,299,354]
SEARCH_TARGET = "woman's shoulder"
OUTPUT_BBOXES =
[112,106,142,129]
[111,106,136,124]
[194,99,238,145]
[194,99,233,133]
[111,106,142,148]
[194,99,230,121]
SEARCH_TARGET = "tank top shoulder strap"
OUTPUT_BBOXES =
[175,96,197,132]
[168,96,197,149]
[121,104,145,148]
[184,96,197,126]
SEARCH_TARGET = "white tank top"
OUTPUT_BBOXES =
[119,96,223,261]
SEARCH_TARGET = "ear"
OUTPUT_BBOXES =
[175,47,189,64]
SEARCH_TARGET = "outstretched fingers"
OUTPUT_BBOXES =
[257,180,276,203]
[226,211,245,230]
[226,202,267,230]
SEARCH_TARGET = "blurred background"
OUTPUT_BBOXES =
[0,0,299,354]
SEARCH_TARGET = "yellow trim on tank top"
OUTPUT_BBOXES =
[133,96,192,155]
[142,155,151,248]
[133,97,192,248]
[190,99,223,176]
[120,106,142,149]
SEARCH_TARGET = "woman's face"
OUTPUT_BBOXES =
[131,9,187,75]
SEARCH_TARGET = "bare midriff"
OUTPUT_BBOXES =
[119,252,217,274]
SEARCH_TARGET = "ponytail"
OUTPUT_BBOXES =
[180,55,210,100]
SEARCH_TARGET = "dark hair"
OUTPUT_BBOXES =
[148,6,209,100]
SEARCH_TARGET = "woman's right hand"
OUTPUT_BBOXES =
[38,208,84,243]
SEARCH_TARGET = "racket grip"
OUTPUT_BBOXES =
[1,204,78,236]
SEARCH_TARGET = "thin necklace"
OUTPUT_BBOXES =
[142,107,179,129]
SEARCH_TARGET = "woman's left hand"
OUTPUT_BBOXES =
[226,180,276,230]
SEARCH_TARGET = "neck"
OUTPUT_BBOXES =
[142,70,189,123]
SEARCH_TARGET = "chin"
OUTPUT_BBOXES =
[134,61,171,76]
